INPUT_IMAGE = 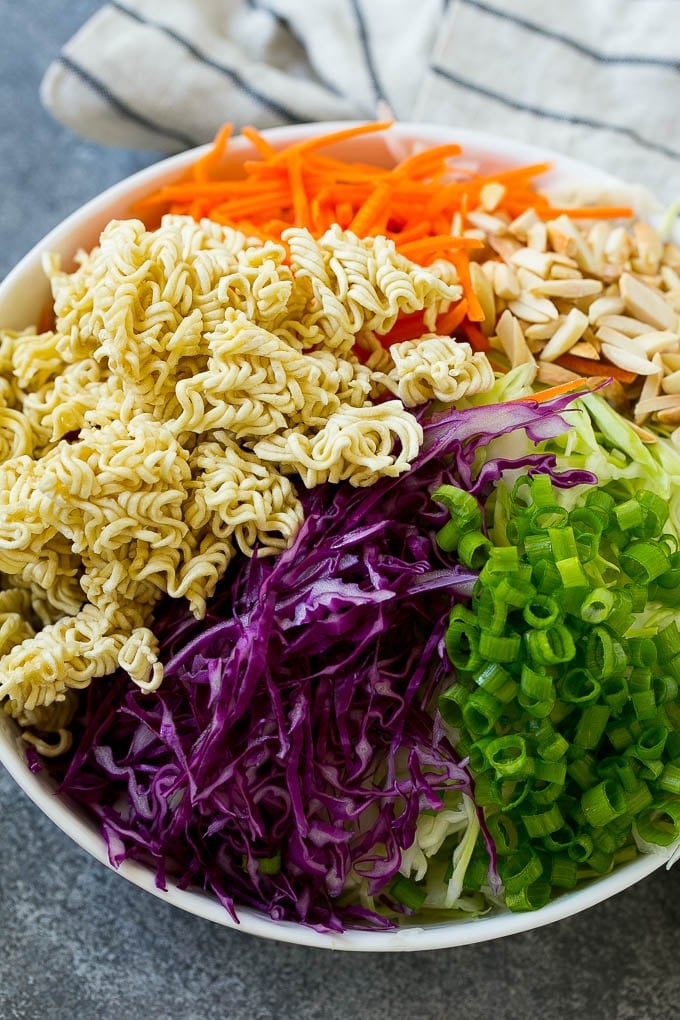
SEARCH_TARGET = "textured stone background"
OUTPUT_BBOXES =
[1,4,680,1018]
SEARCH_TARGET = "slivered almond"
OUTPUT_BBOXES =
[632,222,664,275]
[495,310,536,369]
[588,296,626,323]
[665,288,680,313]
[661,265,680,290]
[450,211,463,236]
[595,325,637,348]
[635,330,680,356]
[509,248,554,277]
[489,234,523,260]
[480,182,506,212]
[636,394,680,416]
[549,264,584,280]
[634,354,663,422]
[604,226,634,263]
[662,370,680,395]
[596,314,650,337]
[467,210,509,234]
[662,353,680,372]
[517,267,548,291]
[463,228,486,242]
[508,208,541,240]
[600,342,656,375]
[469,261,496,335]
[540,307,589,361]
[663,242,680,272]
[569,341,600,359]
[656,406,680,425]
[508,293,559,323]
[492,263,521,300]
[587,222,612,263]
[532,278,603,299]
[527,221,548,252]
[547,216,601,274]
[525,319,564,340]
[627,421,658,443]
[619,272,678,331]
[536,363,582,385]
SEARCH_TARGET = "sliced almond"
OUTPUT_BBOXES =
[540,307,589,361]
[480,182,506,212]
[619,272,678,331]
[588,295,626,323]
[600,342,656,375]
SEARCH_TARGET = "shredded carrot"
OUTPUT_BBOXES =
[139,121,634,368]
[459,318,490,352]
[555,353,637,384]
[512,377,601,404]
[192,123,233,183]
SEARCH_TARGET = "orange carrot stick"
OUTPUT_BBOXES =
[512,377,601,403]
[555,353,637,383]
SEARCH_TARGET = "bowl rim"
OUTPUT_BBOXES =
[0,120,676,952]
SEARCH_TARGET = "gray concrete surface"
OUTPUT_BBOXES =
[2,3,680,1018]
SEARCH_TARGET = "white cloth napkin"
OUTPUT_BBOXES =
[42,0,680,201]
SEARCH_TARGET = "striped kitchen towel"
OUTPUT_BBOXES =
[41,0,680,200]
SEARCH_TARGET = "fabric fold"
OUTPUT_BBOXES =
[41,0,680,200]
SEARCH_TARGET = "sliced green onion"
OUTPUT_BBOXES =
[390,874,427,911]
[499,847,543,893]
[458,530,492,570]
[581,779,626,827]
[522,595,560,630]
[478,631,521,663]
[573,704,610,750]
[635,797,680,846]
[486,735,531,779]
[620,541,670,584]
[504,879,552,912]
[521,803,564,838]
[580,587,615,624]
[526,625,576,665]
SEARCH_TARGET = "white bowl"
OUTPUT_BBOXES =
[0,122,676,951]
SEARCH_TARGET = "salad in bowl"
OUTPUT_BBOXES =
[0,121,679,950]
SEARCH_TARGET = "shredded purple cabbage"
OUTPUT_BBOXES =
[49,396,595,931]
